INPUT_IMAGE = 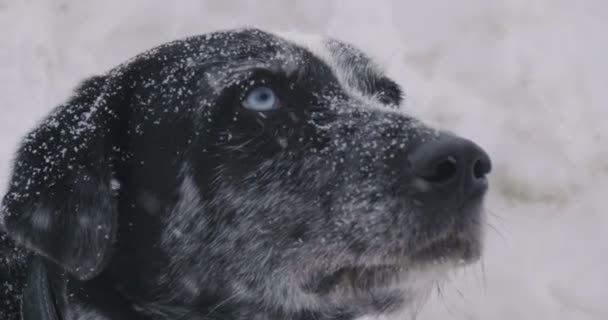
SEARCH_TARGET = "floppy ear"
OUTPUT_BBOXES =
[1,76,125,281]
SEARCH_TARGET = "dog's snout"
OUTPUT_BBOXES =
[409,137,492,199]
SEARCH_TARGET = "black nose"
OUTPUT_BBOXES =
[408,137,492,199]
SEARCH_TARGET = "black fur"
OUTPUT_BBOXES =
[1,28,490,320]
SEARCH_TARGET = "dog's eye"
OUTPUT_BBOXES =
[242,86,280,111]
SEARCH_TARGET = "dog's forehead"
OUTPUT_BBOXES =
[200,29,390,101]
[198,29,304,93]
[277,31,404,108]
[276,31,389,98]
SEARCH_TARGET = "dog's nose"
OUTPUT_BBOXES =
[408,137,492,199]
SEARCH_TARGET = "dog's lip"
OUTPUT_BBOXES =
[304,234,478,295]
[304,264,404,294]
[304,209,483,294]
[408,233,481,264]
[406,205,484,264]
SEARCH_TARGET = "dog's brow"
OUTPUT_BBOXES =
[203,47,303,95]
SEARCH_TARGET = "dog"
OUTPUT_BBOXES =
[0,28,491,320]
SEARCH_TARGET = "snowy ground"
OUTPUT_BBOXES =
[1,1,607,319]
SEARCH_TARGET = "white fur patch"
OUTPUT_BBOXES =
[355,264,451,320]
[277,31,392,110]
[30,208,52,230]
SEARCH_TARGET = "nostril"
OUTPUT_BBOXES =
[409,137,492,192]
[422,156,457,183]
[473,156,491,179]
[473,159,485,179]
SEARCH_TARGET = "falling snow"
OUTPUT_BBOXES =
[0,1,607,320]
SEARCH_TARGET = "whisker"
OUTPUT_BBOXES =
[487,208,509,225]
[481,257,488,291]
[484,221,508,245]
[436,282,457,318]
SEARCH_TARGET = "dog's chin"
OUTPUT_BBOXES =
[313,235,480,292]
[306,263,449,317]
[304,223,482,316]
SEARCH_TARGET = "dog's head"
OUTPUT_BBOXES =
[1,29,491,318]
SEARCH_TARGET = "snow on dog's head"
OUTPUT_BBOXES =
[1,28,491,319]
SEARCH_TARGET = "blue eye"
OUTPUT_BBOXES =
[242,86,279,111]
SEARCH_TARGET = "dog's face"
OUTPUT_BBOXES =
[1,29,490,319]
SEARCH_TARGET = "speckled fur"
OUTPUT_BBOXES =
[0,29,485,320]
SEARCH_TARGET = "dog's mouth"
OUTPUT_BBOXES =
[409,233,482,264]
[305,264,403,295]
[305,226,481,297]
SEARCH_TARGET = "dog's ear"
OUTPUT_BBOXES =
[1,76,126,281]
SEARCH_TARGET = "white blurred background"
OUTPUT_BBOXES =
[1,1,607,319]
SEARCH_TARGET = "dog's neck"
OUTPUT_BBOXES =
[29,260,363,320]
[25,257,149,320]
[130,297,360,320]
